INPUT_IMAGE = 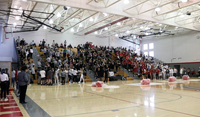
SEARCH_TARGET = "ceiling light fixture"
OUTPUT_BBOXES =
[133,35,136,39]
[94,31,98,34]
[43,26,47,29]
[57,12,61,17]
[13,22,17,27]
[124,0,129,4]
[15,16,20,20]
[155,7,161,12]
[140,26,143,29]
[159,24,162,26]
[104,27,108,30]
[103,13,108,17]
[145,33,149,35]
[49,19,53,24]
[18,7,23,12]
[22,0,27,1]
[145,27,150,30]
[79,23,83,27]
[181,0,188,2]
[115,34,119,37]
[117,22,121,25]
[126,30,130,33]
[89,17,93,21]
[71,28,74,32]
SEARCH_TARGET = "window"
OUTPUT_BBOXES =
[144,52,148,56]
[149,51,154,57]
[149,43,154,49]
[143,44,148,50]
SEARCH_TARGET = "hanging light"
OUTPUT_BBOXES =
[18,7,23,12]
[155,7,161,12]
[89,17,93,21]
[124,0,129,4]
[180,13,185,17]
[104,27,108,30]
[13,22,17,27]
[43,26,47,29]
[94,31,98,34]
[71,28,74,32]
[57,12,61,17]
[79,23,83,27]
[117,22,121,25]
[181,0,188,2]
[49,19,53,24]
[103,13,108,17]
[115,34,119,37]
[15,16,20,20]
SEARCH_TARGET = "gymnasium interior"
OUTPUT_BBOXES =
[0,0,200,117]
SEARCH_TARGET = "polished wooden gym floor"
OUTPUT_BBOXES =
[13,78,200,117]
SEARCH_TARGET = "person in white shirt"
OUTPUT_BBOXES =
[40,68,46,85]
[162,68,166,79]
[68,68,73,83]
[29,47,33,58]
[169,68,173,76]
[173,68,177,77]
[54,68,60,85]
[73,69,78,83]
[52,40,56,47]
[31,66,36,80]
[25,49,29,59]
[0,69,9,101]
[79,71,85,83]
[180,67,183,78]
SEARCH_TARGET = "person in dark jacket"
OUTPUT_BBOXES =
[17,66,28,104]
[47,68,53,85]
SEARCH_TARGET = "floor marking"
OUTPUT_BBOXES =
[84,91,200,117]
[125,83,163,86]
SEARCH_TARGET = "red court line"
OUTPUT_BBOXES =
[0,92,23,117]
[84,91,200,117]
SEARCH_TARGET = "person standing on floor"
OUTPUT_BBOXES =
[54,68,60,85]
[47,68,53,85]
[17,66,28,104]
[40,68,46,85]
[0,69,9,101]
[31,65,35,80]
[173,68,177,77]
[12,68,16,88]
[180,67,183,78]
[5,68,10,96]
[104,65,109,83]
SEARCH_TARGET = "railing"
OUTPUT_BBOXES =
[13,39,21,67]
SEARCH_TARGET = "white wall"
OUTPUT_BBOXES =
[141,31,200,63]
[13,29,134,48]
[0,26,18,62]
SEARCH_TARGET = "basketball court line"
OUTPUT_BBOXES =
[83,91,200,117]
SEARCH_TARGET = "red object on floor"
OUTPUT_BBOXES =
[168,76,176,82]
[92,82,96,87]
[140,79,150,85]
[182,75,190,80]
[96,81,104,87]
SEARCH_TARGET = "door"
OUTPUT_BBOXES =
[174,65,180,76]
